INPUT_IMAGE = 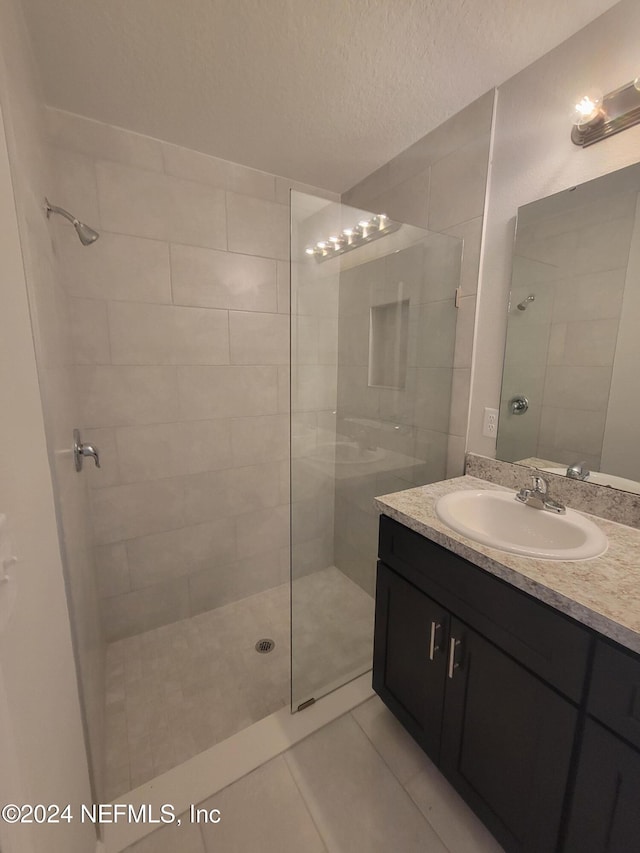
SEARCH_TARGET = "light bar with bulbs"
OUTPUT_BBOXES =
[571,78,640,147]
[305,213,401,262]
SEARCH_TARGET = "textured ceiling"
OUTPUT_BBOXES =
[21,0,619,192]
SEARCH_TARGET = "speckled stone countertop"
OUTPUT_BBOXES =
[375,475,640,655]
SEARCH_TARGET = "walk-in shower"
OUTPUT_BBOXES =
[30,155,461,804]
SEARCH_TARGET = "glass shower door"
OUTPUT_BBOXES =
[290,191,462,711]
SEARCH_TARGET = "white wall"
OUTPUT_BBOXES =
[470,0,640,456]
[0,0,107,803]
[0,52,94,853]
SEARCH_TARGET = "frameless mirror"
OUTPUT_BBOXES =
[497,160,640,495]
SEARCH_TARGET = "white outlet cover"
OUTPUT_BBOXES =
[483,407,499,438]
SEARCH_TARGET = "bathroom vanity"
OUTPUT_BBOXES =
[373,475,640,853]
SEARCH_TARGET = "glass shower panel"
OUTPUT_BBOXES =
[290,191,462,710]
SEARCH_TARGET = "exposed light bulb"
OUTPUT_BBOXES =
[329,236,339,243]
[305,247,315,255]
[358,220,370,228]
[316,241,327,249]
[343,228,353,237]
[571,90,603,127]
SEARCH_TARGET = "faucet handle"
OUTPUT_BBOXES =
[531,474,548,494]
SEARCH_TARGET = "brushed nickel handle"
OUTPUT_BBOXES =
[448,637,461,679]
[73,428,101,471]
[428,621,441,661]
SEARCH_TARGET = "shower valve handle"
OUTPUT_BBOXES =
[73,429,101,471]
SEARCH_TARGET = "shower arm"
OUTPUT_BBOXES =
[45,199,80,227]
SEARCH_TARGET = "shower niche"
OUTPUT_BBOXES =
[368,299,410,389]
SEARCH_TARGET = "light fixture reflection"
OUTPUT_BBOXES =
[305,213,401,262]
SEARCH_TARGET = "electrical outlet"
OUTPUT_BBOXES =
[483,407,499,438]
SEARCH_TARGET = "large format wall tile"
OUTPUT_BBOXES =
[47,107,164,172]
[229,311,288,364]
[177,365,279,419]
[96,160,227,248]
[101,577,190,640]
[77,365,179,427]
[90,478,185,544]
[108,302,230,365]
[68,297,110,364]
[230,413,289,466]
[226,192,289,259]
[126,519,237,589]
[428,135,491,232]
[170,244,278,312]
[56,231,172,303]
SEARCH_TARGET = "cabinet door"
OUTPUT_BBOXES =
[564,718,640,852]
[440,618,578,853]
[373,562,449,761]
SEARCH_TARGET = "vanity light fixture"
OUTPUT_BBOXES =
[571,79,640,146]
[305,213,401,262]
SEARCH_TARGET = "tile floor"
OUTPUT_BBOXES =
[123,695,505,853]
[105,566,374,799]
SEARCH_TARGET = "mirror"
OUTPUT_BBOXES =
[496,161,640,495]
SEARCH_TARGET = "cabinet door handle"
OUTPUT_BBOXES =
[448,637,462,679]
[428,621,441,660]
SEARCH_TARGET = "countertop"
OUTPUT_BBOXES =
[374,475,640,655]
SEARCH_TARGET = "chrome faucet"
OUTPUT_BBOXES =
[566,461,590,481]
[515,474,566,514]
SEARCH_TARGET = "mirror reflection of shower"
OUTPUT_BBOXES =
[517,294,535,311]
[44,198,100,245]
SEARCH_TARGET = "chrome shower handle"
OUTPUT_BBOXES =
[73,429,100,471]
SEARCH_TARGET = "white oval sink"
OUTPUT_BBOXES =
[435,490,608,561]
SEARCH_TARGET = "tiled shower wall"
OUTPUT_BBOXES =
[47,107,338,641]
[342,90,494,477]
[336,92,494,592]
[332,235,461,594]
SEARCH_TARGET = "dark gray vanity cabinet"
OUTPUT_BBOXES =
[373,563,449,761]
[564,640,640,852]
[374,515,593,853]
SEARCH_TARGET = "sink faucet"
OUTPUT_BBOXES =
[515,474,566,514]
[566,461,590,481]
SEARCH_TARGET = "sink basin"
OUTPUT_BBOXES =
[435,490,608,560]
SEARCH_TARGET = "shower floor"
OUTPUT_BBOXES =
[104,566,374,800]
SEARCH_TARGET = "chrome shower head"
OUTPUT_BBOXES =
[74,221,100,246]
[517,294,535,311]
[44,199,99,246]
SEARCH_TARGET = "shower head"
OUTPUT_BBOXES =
[517,294,535,311]
[44,199,99,246]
